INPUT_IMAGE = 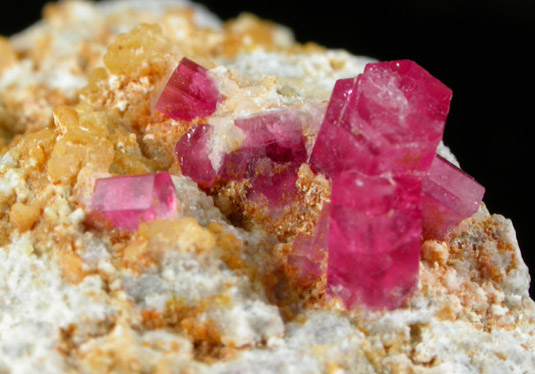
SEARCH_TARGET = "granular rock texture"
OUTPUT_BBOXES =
[0,1,534,374]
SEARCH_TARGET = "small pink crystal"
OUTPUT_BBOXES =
[90,172,177,231]
[422,155,485,239]
[328,170,421,310]
[246,160,299,216]
[212,110,307,215]
[288,203,330,286]
[222,110,307,179]
[235,110,307,165]
[232,110,306,213]
[310,60,452,177]
[155,58,221,121]
[175,124,218,189]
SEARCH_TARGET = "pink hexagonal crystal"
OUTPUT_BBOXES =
[175,124,218,189]
[90,172,177,231]
[229,110,307,214]
[307,78,357,177]
[155,57,221,121]
[246,161,300,217]
[236,110,308,165]
[422,155,485,239]
[310,60,452,177]
[172,110,307,216]
[221,110,307,180]
[328,170,422,310]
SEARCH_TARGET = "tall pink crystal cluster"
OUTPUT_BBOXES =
[90,172,177,231]
[155,58,221,121]
[308,60,484,309]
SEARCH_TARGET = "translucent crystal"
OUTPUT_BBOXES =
[155,57,221,121]
[222,110,307,179]
[175,111,307,204]
[229,110,307,213]
[422,155,485,239]
[310,60,452,177]
[175,124,218,189]
[90,172,177,230]
[328,170,422,309]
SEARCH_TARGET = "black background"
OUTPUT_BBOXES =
[1,0,534,297]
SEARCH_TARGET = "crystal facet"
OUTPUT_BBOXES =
[236,110,307,165]
[155,57,220,121]
[222,110,307,179]
[422,155,485,239]
[230,110,307,213]
[175,124,218,189]
[328,170,422,309]
[310,60,452,177]
[90,172,177,230]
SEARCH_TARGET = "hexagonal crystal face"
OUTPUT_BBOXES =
[90,172,177,231]
[155,57,221,121]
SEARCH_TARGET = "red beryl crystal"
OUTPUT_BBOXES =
[422,155,485,239]
[310,60,452,177]
[90,172,177,231]
[167,58,483,311]
[155,57,221,121]
[235,110,308,165]
[229,110,307,214]
[308,78,358,177]
[175,124,218,189]
[246,160,300,216]
[222,110,307,180]
[327,170,422,310]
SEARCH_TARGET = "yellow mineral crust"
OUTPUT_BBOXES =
[0,1,534,374]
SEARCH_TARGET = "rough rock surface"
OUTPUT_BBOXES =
[0,1,533,374]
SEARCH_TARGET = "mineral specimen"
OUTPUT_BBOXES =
[1,2,533,373]
[155,57,221,121]
[172,59,485,310]
[90,172,177,230]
